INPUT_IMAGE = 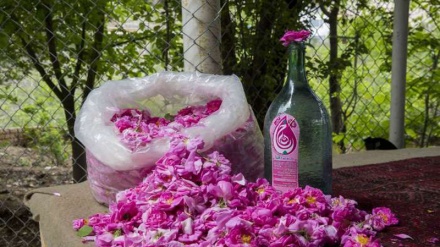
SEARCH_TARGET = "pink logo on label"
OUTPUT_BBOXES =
[273,116,297,155]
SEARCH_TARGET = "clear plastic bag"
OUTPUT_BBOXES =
[75,72,264,204]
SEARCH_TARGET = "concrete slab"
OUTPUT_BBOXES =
[333,146,440,169]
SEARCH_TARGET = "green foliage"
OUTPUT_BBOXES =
[307,0,439,150]
[101,0,183,78]
[23,126,70,166]
[221,0,318,123]
[0,0,184,178]
[0,73,70,164]
[6,81,71,165]
[405,0,440,147]
[77,225,93,237]
[1,0,439,161]
[0,85,18,103]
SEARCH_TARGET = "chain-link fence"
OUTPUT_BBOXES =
[0,0,439,246]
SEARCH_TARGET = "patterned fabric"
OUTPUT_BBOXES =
[333,156,440,246]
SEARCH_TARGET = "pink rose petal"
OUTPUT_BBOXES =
[280,30,311,46]
[427,237,439,244]
[394,234,414,240]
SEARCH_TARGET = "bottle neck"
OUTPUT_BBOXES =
[286,42,309,89]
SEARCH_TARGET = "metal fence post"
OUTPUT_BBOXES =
[389,0,410,148]
[181,0,222,74]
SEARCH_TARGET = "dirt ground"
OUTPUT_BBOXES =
[0,146,74,247]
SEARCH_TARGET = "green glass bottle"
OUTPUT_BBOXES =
[263,34,332,194]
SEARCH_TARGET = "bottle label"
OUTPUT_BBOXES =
[270,113,300,193]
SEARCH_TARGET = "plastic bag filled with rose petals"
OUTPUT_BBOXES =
[75,72,264,204]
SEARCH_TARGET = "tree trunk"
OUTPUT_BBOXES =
[420,93,430,147]
[426,102,439,146]
[72,10,105,182]
[62,95,87,182]
[328,4,345,152]
[241,0,299,126]
[420,50,439,147]
[71,137,87,182]
[220,0,236,75]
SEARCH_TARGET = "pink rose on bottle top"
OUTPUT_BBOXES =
[280,30,311,46]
